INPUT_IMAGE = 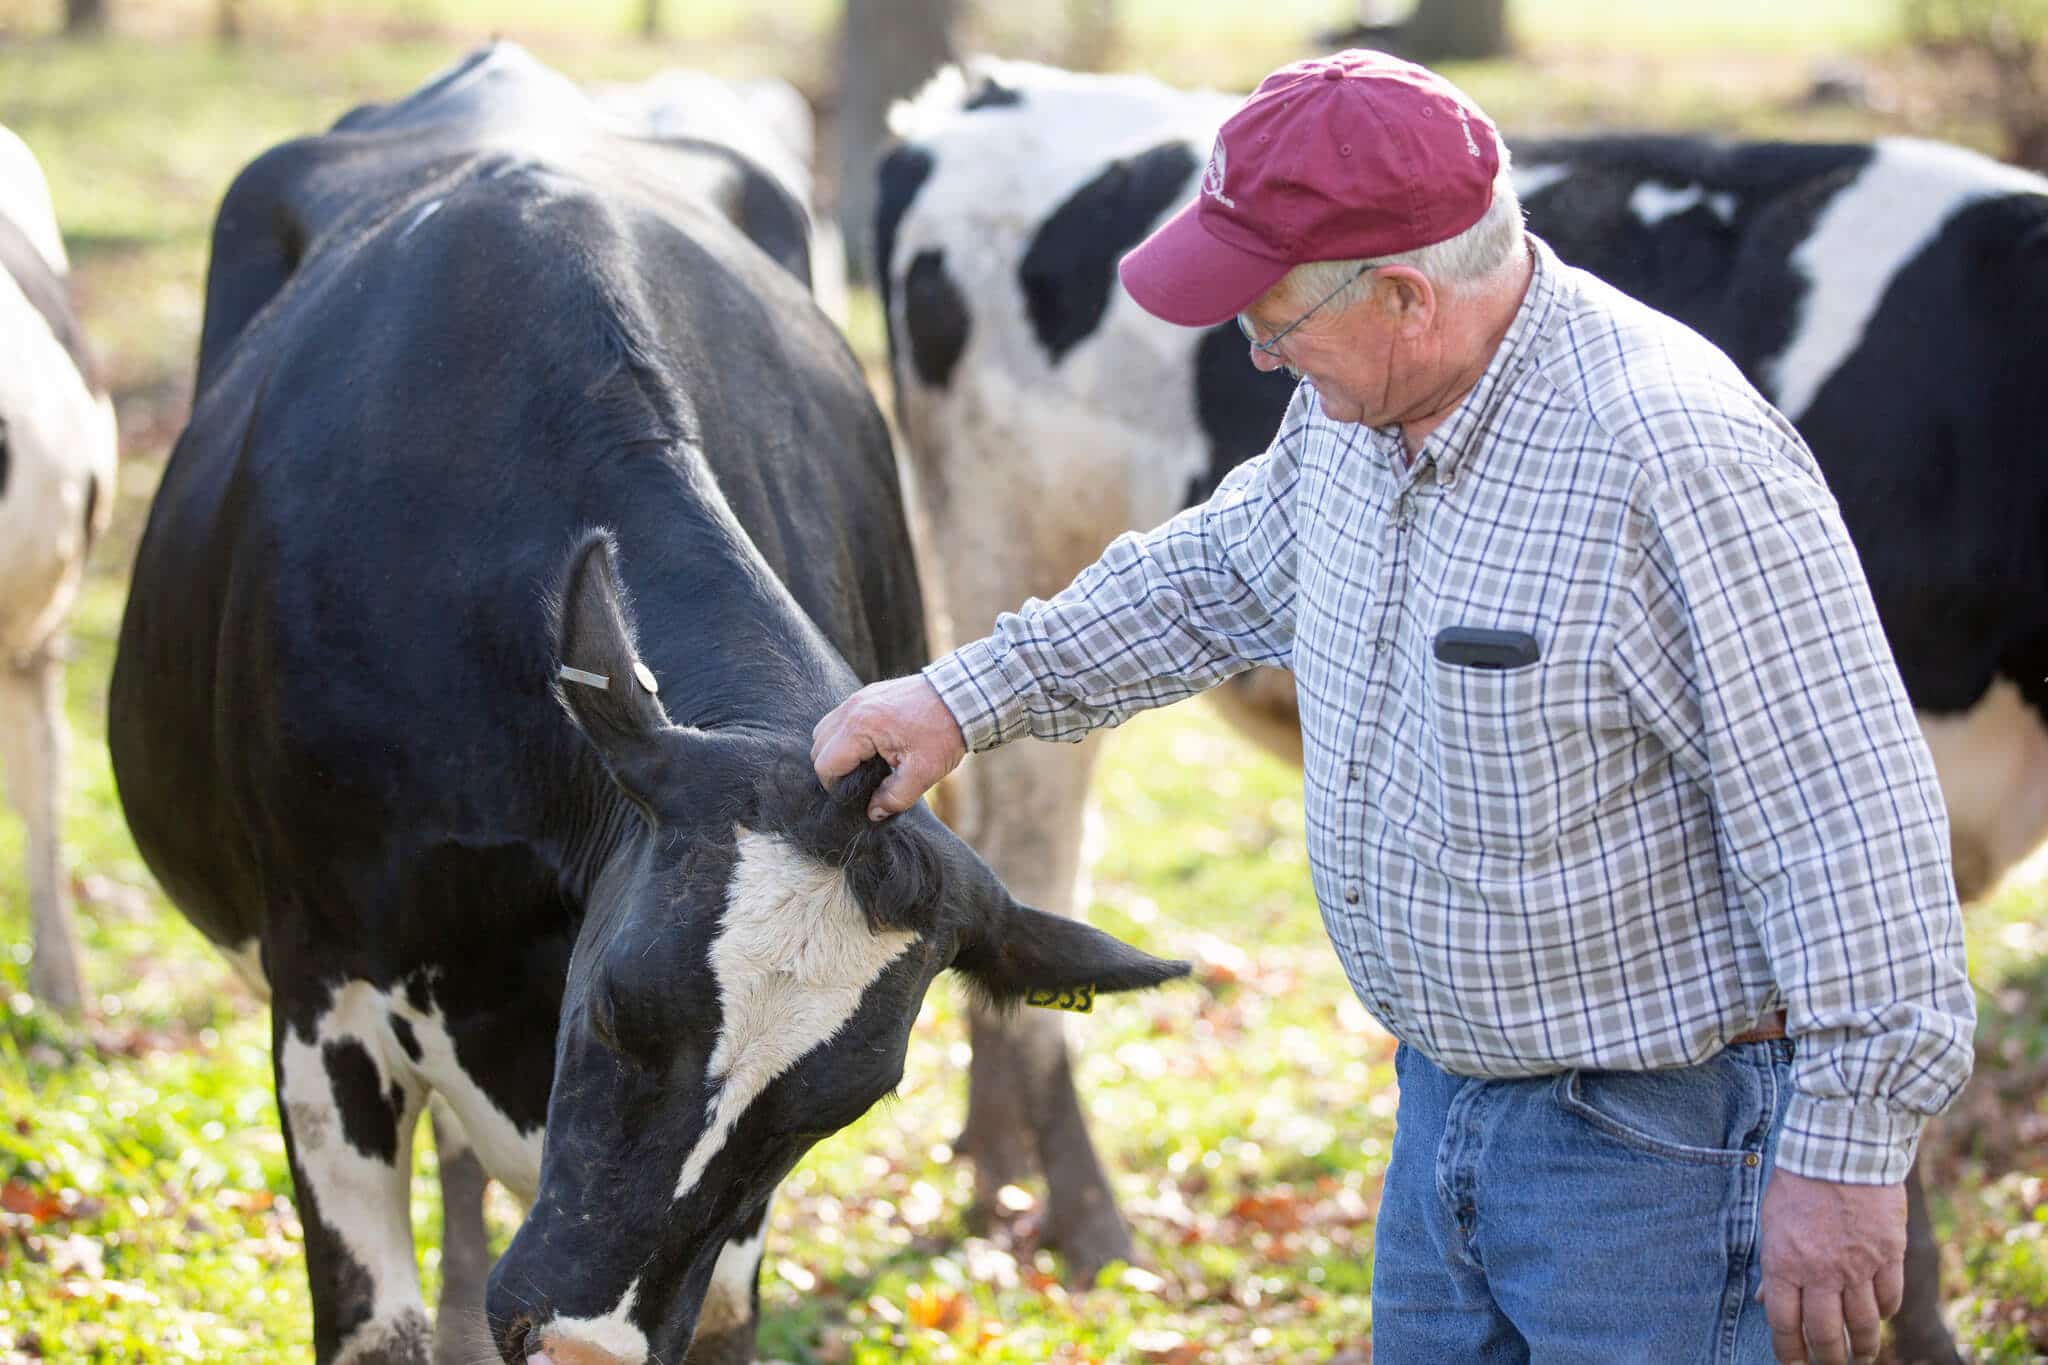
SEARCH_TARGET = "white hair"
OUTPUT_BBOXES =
[1275,148,1525,314]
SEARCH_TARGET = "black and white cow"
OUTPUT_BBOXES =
[1,123,116,1016]
[879,57,2048,1365]
[108,45,1184,1365]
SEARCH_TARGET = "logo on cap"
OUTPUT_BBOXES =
[1453,103,1481,158]
[1202,134,1236,208]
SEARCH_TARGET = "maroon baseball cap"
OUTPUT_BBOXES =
[1120,49,1502,328]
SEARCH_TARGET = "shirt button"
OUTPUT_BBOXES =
[1344,886,1361,904]
[1347,765,1360,783]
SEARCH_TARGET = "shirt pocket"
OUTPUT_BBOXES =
[1421,644,1604,858]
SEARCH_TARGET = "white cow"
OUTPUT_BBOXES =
[0,123,115,1016]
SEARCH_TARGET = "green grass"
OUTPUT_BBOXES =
[1,6,2045,1362]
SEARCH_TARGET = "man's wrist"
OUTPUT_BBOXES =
[922,638,1032,751]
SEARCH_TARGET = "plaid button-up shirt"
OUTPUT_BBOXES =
[925,237,1974,1185]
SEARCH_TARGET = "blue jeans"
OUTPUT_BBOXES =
[1372,1040,1796,1363]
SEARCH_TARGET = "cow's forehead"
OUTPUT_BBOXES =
[668,828,919,1202]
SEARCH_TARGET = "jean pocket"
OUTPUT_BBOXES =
[1555,1057,1768,1165]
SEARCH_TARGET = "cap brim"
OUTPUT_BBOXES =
[1118,197,1292,328]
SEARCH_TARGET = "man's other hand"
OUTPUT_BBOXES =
[811,675,967,820]
[1759,1169,1907,1364]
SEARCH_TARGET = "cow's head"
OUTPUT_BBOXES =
[487,533,1187,1364]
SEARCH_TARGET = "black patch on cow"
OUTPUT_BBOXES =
[81,473,98,551]
[1188,323,1300,505]
[1515,136,1875,396]
[962,76,1023,111]
[902,250,969,390]
[1020,140,1198,362]
[0,210,101,395]
[290,1177,377,1358]
[0,417,9,500]
[873,142,935,346]
[323,1037,401,1164]
[389,1013,422,1062]
[1784,191,2048,719]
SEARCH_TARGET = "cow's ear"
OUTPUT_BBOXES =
[551,529,691,817]
[953,900,1190,1008]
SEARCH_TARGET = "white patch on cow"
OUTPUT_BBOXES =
[542,1275,650,1361]
[1628,180,1737,226]
[1770,138,2048,421]
[885,58,1246,642]
[1512,163,1572,201]
[672,830,917,1201]
[221,938,270,1001]
[0,125,68,274]
[697,1212,769,1339]
[386,985,546,1202]
[586,68,847,324]
[1917,680,2048,901]
[276,981,425,1349]
[398,198,443,241]
[0,264,115,656]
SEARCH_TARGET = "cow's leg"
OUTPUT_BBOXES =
[1,645,83,1014]
[428,1098,497,1365]
[274,983,432,1364]
[952,735,1135,1279]
[684,1199,769,1364]
[1889,1156,1962,1365]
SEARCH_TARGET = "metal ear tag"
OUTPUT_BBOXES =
[1024,984,1095,1013]
[558,665,610,690]
[633,660,659,694]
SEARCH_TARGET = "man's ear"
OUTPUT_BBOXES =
[1375,264,1435,332]
[953,902,1190,1008]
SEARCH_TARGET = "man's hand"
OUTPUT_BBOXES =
[811,675,967,820]
[1759,1169,1907,1364]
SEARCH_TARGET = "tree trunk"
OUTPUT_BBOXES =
[831,0,958,285]
[640,0,662,41]
[1396,0,1510,61]
[1323,0,1512,63]
[63,0,108,35]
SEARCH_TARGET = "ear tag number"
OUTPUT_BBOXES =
[1024,983,1095,1013]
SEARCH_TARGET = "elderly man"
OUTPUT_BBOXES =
[814,50,1973,1364]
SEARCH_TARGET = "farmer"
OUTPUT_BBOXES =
[813,49,1973,1365]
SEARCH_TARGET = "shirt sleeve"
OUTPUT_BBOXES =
[1613,454,1975,1185]
[923,391,1310,751]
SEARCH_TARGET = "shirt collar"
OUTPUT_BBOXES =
[1402,233,1567,490]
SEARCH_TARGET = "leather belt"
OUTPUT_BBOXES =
[1729,1009,1788,1046]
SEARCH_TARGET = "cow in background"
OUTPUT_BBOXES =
[109,45,1183,1365]
[0,123,116,1016]
[880,57,2048,1365]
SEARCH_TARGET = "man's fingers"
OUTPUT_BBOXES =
[1842,1281,1883,1362]
[812,722,880,785]
[1801,1291,1850,1365]
[1874,1256,1904,1322]
[1766,1280,1807,1363]
[870,763,929,819]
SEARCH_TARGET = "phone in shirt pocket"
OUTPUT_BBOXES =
[1433,625,1541,670]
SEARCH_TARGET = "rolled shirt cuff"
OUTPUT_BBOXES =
[922,637,1035,752]
[1775,1092,1927,1185]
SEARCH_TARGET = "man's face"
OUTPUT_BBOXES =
[1239,272,1422,428]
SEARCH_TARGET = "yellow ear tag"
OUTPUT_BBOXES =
[1024,984,1095,1013]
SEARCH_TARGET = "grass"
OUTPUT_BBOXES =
[0,3,2044,1361]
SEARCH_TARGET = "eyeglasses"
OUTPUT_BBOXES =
[1237,263,1375,358]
